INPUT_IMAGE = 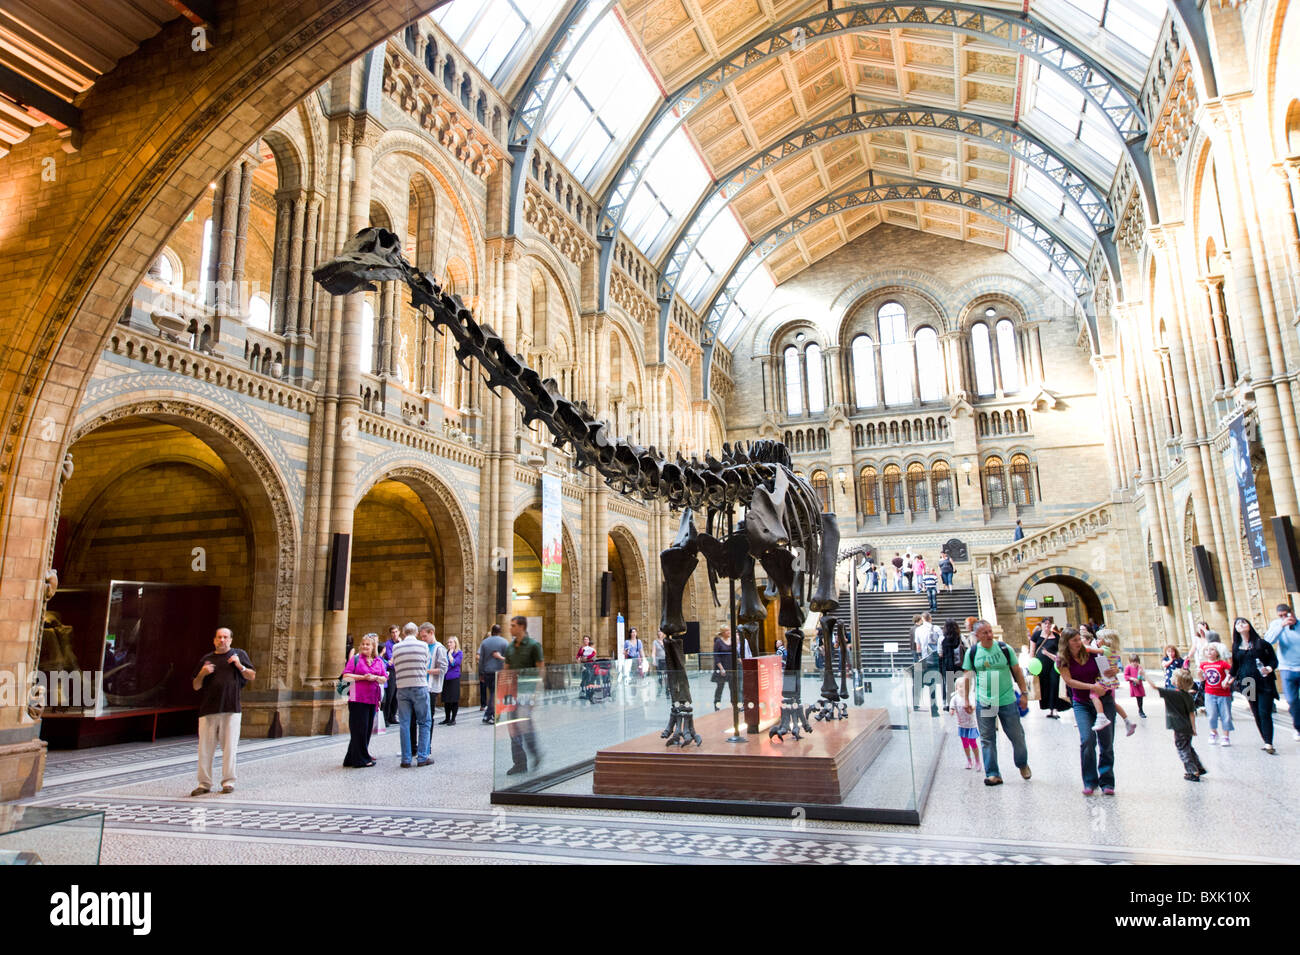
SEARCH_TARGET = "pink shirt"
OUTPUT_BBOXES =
[344,653,387,705]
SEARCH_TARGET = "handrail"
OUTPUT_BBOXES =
[977,501,1115,576]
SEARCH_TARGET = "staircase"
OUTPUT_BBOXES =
[824,588,980,673]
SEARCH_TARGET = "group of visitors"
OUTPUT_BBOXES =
[345,621,464,769]
[860,550,955,599]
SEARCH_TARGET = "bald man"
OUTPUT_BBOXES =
[191,627,255,796]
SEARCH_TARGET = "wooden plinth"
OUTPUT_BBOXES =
[593,706,891,804]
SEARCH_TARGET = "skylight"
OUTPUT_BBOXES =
[435,0,566,87]
[678,210,749,308]
[622,127,712,259]
[538,11,661,189]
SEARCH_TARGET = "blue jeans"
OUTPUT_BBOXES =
[397,686,432,762]
[975,700,1027,779]
[1281,670,1300,734]
[1205,694,1234,732]
[941,571,954,587]
[1071,694,1116,790]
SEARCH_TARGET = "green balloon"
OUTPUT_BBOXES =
[1028,657,1043,676]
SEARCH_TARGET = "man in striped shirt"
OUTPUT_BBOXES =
[391,621,433,767]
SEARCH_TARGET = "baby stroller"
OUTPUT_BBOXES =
[583,658,612,703]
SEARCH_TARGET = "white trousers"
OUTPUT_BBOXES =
[197,712,241,789]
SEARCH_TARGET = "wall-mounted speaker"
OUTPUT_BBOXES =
[1150,560,1170,607]
[600,571,613,617]
[326,532,350,611]
[1273,516,1300,593]
[1193,545,1219,603]
[495,568,508,615]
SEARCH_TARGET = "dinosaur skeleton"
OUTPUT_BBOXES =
[314,228,850,746]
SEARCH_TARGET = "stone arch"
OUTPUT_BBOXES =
[956,291,1032,332]
[1013,566,1118,628]
[830,273,953,343]
[512,505,582,661]
[260,128,305,194]
[0,3,444,739]
[68,398,299,684]
[353,463,477,645]
[608,524,650,648]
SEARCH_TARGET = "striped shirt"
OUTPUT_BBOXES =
[390,637,430,690]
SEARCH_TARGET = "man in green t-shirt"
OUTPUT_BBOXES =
[505,615,544,776]
[961,619,1031,786]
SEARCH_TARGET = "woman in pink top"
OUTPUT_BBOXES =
[342,633,387,767]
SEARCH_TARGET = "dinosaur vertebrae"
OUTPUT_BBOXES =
[315,228,818,514]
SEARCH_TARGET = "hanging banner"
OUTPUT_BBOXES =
[541,472,563,593]
[1228,413,1270,569]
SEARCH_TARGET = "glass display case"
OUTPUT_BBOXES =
[490,658,943,823]
[0,806,104,865]
[40,581,219,747]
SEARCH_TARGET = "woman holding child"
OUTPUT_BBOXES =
[1057,627,1119,796]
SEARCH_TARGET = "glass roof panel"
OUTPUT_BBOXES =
[538,11,661,190]
[435,0,567,86]
[623,127,712,258]
[680,210,748,307]
[717,266,775,346]
[1035,0,1165,87]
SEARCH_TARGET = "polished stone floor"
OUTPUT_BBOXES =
[21,691,1299,865]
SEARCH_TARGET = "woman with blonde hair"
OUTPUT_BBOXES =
[342,633,386,767]
[440,636,463,726]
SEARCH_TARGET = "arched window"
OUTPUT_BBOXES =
[996,319,1020,392]
[1004,411,1014,433]
[247,294,271,331]
[977,413,988,437]
[879,303,912,405]
[784,430,793,447]
[811,470,831,512]
[854,424,864,447]
[859,466,878,517]
[866,423,876,446]
[971,322,995,396]
[883,464,904,514]
[915,326,943,401]
[783,345,802,415]
[982,455,1006,509]
[360,300,375,374]
[991,413,1002,436]
[795,430,805,453]
[806,342,825,414]
[1010,453,1034,506]
[818,428,828,451]
[932,461,953,511]
[1016,409,1028,432]
[851,334,878,409]
[906,463,928,513]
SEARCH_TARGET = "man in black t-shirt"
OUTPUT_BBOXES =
[191,627,255,796]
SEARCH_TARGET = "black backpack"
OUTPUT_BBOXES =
[965,640,1015,671]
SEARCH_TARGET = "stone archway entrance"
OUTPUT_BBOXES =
[1013,566,1117,638]
[512,509,578,663]
[59,403,298,737]
[607,526,649,656]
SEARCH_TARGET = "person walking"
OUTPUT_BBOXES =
[1122,654,1146,719]
[441,636,462,725]
[938,618,963,711]
[913,554,927,593]
[1030,621,1066,718]
[190,627,256,796]
[1232,617,1281,754]
[921,567,939,615]
[504,615,544,775]
[653,631,667,692]
[1263,604,1300,742]
[891,553,904,592]
[392,622,433,768]
[712,627,737,710]
[624,626,644,679]
[938,551,955,592]
[342,633,385,767]
[478,624,509,724]
[380,624,400,728]
[1058,626,1118,795]
[420,623,448,737]
[960,620,1031,786]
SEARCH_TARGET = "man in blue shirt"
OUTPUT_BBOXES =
[1264,603,1300,741]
